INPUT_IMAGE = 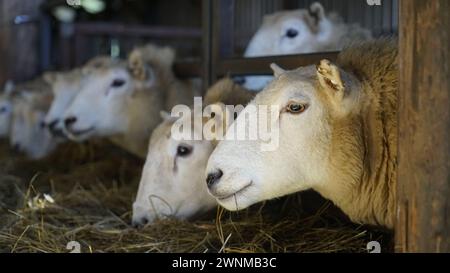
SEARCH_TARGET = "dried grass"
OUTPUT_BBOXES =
[0,140,392,253]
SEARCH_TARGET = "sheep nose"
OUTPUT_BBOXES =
[132,217,149,229]
[64,116,77,128]
[48,119,58,131]
[206,169,223,188]
[48,119,64,136]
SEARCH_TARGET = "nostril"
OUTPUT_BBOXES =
[132,221,141,229]
[206,169,223,188]
[48,119,59,130]
[64,116,77,127]
[132,217,148,229]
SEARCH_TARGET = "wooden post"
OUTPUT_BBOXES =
[0,0,44,85]
[396,0,450,253]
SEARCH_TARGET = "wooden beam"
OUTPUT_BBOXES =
[217,52,339,76]
[173,60,202,78]
[73,23,202,39]
[396,0,450,253]
[172,51,338,79]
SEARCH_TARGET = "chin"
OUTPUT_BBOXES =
[216,193,256,211]
[66,133,89,142]
[66,129,96,142]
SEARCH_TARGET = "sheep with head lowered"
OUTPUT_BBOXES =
[132,78,254,227]
[206,39,397,228]
[242,2,372,91]
[62,44,200,158]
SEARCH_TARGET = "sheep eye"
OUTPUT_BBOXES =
[0,106,7,114]
[287,103,307,114]
[111,79,126,88]
[286,28,299,38]
[177,145,192,157]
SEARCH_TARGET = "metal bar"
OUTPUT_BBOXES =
[218,0,235,59]
[74,30,85,67]
[211,0,221,85]
[202,0,213,90]
[39,14,52,71]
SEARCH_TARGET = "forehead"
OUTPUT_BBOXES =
[265,10,310,27]
[54,72,81,86]
[151,114,208,147]
[255,66,318,104]
[88,63,129,79]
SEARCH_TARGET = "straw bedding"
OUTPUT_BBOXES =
[0,140,393,253]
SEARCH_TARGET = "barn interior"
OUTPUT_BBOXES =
[0,0,402,253]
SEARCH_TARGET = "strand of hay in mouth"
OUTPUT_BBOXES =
[0,179,389,253]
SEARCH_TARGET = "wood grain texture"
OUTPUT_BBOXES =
[396,0,450,253]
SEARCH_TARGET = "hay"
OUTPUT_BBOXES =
[0,140,392,253]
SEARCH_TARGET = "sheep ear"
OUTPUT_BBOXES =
[316,59,345,100]
[270,63,285,78]
[128,50,152,82]
[160,111,178,122]
[309,2,326,23]
[160,111,171,120]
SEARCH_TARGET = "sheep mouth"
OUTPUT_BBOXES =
[67,126,95,137]
[49,128,67,139]
[216,182,253,202]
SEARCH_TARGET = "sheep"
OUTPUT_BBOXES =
[132,78,255,226]
[9,78,57,159]
[242,2,373,91]
[62,44,200,158]
[43,56,116,138]
[206,39,397,228]
[0,81,15,138]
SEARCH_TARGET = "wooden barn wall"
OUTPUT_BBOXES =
[232,0,399,55]
[58,0,203,70]
[0,0,44,86]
